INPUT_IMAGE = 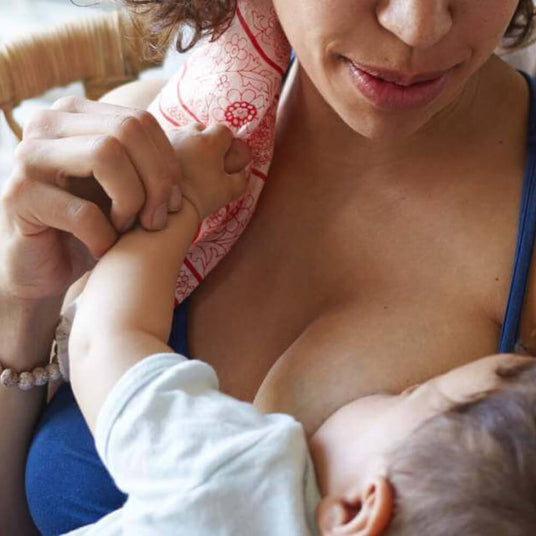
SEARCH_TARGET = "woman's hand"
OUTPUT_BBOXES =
[168,123,252,221]
[0,96,184,303]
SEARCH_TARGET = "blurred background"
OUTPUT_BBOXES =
[0,0,185,185]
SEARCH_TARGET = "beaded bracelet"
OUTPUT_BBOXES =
[0,340,64,391]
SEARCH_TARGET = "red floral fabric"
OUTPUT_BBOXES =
[147,0,291,304]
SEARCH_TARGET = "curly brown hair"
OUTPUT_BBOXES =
[507,0,535,47]
[113,0,236,56]
[113,0,534,55]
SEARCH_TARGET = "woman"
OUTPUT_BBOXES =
[0,0,534,533]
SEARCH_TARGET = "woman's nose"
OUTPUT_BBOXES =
[376,0,453,49]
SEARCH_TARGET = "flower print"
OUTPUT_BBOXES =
[214,88,264,130]
[225,101,258,128]
[216,75,230,92]
[224,34,248,62]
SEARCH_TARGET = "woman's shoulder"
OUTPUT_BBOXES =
[98,78,168,109]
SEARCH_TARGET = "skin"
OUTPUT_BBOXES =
[270,0,519,140]
[186,0,532,434]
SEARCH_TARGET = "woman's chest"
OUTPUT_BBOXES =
[187,152,522,432]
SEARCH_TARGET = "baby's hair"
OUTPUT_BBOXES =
[103,0,534,56]
[384,358,536,536]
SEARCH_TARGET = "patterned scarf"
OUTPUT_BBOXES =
[147,0,291,304]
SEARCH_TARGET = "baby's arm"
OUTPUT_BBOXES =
[69,124,249,433]
[69,202,198,430]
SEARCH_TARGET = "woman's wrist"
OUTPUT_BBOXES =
[0,294,62,369]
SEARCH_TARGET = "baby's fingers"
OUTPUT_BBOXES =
[227,169,249,202]
[224,138,252,174]
[224,139,251,201]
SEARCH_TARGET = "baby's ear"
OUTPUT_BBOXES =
[315,477,393,535]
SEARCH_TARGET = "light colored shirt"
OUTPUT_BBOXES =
[65,353,321,535]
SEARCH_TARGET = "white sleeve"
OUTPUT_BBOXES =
[95,353,280,491]
[85,353,319,535]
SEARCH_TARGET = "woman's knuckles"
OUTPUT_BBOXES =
[206,123,234,146]
[66,201,117,256]
[0,170,34,210]
[23,110,55,139]
[90,135,125,164]
[113,187,146,217]
[109,110,161,144]
[133,109,161,132]
[50,95,82,112]
[68,199,102,228]
[112,114,145,140]
[13,139,41,169]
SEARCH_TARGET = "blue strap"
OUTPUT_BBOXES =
[169,296,191,358]
[498,72,536,352]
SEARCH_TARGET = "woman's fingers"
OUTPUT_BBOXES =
[51,96,184,185]
[37,96,183,228]
[14,136,146,233]
[3,177,117,259]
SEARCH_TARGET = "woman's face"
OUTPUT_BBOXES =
[272,0,520,139]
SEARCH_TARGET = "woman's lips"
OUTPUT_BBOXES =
[345,59,451,111]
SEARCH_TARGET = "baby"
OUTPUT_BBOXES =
[64,123,536,536]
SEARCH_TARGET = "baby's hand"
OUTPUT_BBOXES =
[168,123,251,221]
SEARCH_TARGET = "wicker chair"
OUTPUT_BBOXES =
[0,9,167,141]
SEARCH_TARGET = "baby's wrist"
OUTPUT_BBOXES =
[180,196,203,228]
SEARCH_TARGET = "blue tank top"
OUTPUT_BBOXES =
[25,71,536,535]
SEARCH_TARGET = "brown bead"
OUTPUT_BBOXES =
[1,369,18,387]
[33,367,49,387]
[18,372,35,391]
[46,362,62,382]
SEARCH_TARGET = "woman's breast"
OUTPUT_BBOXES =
[187,158,520,435]
[253,299,500,435]
[189,189,515,431]
[189,270,502,435]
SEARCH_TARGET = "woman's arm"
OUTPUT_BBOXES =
[0,297,61,535]
[0,77,168,534]
[99,78,167,109]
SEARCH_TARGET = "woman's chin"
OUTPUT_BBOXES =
[342,111,432,142]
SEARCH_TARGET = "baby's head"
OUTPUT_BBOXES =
[309,354,536,536]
